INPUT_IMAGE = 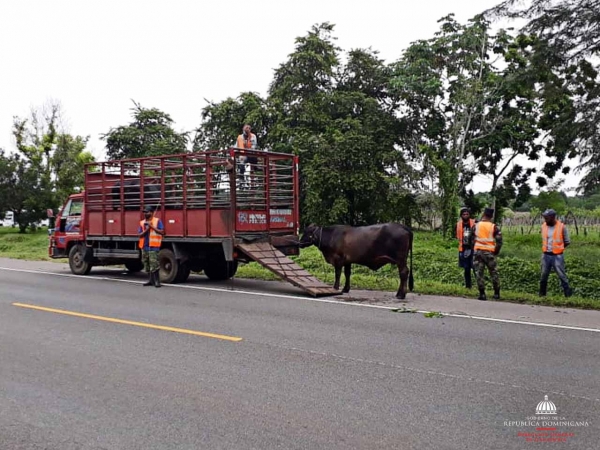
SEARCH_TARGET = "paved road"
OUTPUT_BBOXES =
[1,260,599,449]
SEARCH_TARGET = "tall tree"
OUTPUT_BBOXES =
[303,48,407,226]
[391,15,501,235]
[487,0,600,193]
[11,102,94,227]
[391,14,590,233]
[0,149,15,218]
[0,150,53,232]
[267,25,408,225]
[195,24,411,226]
[193,92,271,151]
[469,31,585,218]
[12,102,60,174]
[267,22,341,157]
[52,134,94,201]
[102,102,188,159]
[488,0,600,60]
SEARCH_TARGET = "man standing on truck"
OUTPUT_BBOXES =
[138,206,164,288]
[236,124,258,188]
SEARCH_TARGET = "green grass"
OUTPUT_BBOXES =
[2,227,600,309]
[0,226,51,261]
[242,230,600,309]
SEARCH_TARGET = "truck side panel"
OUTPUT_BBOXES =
[83,149,299,239]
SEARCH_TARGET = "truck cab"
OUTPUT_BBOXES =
[49,194,85,259]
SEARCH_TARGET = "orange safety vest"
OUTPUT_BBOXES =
[236,134,254,150]
[474,221,496,252]
[542,221,565,254]
[139,217,162,249]
[456,219,475,252]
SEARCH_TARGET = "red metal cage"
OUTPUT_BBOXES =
[83,149,300,239]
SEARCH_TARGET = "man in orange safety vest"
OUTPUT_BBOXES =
[473,207,503,301]
[138,206,164,288]
[540,209,572,297]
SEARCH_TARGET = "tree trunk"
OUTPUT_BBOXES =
[438,162,460,237]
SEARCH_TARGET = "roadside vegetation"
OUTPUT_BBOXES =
[241,230,600,309]
[3,226,598,309]
[0,227,50,261]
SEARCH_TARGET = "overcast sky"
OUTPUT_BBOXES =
[0,0,582,193]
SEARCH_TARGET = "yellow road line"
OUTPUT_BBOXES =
[12,302,242,342]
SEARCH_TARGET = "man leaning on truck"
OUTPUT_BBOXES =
[138,206,164,288]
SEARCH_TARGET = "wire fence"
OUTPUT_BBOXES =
[502,212,600,237]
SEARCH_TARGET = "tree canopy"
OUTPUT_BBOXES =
[102,102,188,160]
[4,102,94,231]
[389,14,584,231]
[195,23,414,227]
[487,0,600,195]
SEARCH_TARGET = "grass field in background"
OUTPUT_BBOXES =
[1,226,599,309]
[0,226,51,261]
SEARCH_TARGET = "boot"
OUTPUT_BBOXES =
[493,288,500,300]
[564,287,573,298]
[539,280,547,297]
[153,270,161,288]
[478,289,487,301]
[465,270,472,289]
[143,272,153,286]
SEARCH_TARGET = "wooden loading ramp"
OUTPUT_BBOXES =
[236,242,341,297]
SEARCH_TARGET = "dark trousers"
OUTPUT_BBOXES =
[459,252,474,288]
[540,253,570,293]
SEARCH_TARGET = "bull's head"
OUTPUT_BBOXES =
[299,224,319,248]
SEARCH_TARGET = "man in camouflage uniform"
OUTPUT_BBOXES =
[472,207,503,301]
[138,206,164,288]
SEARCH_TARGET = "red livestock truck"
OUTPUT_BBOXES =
[48,148,338,296]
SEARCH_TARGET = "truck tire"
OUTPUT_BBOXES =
[69,245,92,275]
[158,249,179,284]
[175,263,191,283]
[125,260,144,273]
[204,259,238,281]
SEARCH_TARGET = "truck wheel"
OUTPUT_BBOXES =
[69,245,92,275]
[158,249,179,284]
[125,260,144,273]
[175,263,191,283]
[204,260,238,281]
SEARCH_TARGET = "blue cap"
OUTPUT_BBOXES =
[542,209,557,217]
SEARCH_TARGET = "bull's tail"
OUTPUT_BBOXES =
[408,232,414,291]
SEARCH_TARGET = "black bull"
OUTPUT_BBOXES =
[111,179,161,210]
[300,223,414,299]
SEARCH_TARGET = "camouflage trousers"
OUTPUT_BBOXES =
[473,251,500,291]
[142,250,159,273]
